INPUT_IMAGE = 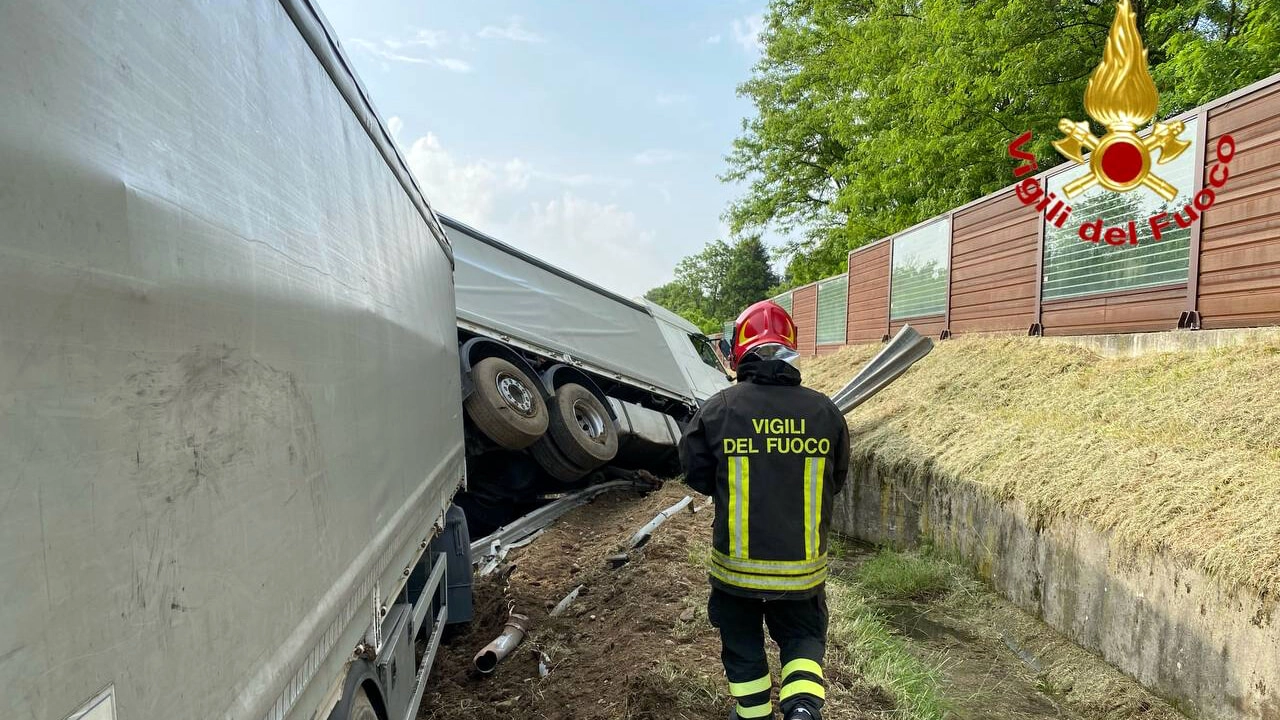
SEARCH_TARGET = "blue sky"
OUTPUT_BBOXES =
[315,0,769,297]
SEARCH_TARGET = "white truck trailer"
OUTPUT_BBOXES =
[1,1,470,719]
[0,1,730,718]
[442,217,729,532]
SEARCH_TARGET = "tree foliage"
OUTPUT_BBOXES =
[725,0,1280,286]
[645,236,781,333]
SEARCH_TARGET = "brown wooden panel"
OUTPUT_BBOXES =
[1041,285,1184,335]
[1208,83,1280,136]
[1201,216,1280,253]
[951,280,1039,308]
[950,249,1038,283]
[890,314,946,339]
[793,285,819,356]
[847,243,890,344]
[952,214,1039,254]
[948,191,1040,335]
[815,344,843,356]
[953,191,1024,229]
[1200,82,1280,329]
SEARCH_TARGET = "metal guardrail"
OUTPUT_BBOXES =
[830,325,935,414]
[469,480,639,569]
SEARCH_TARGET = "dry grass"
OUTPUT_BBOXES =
[800,334,1280,596]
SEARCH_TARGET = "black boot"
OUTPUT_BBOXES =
[783,705,820,720]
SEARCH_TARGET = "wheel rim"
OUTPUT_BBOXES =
[572,399,606,440]
[495,371,536,417]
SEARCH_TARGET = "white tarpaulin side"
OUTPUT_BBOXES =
[0,1,464,719]
[644,301,731,403]
[444,218,696,402]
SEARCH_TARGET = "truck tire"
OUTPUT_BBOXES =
[546,383,619,468]
[349,688,380,720]
[529,435,591,483]
[465,357,548,450]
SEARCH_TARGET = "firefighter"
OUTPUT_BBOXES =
[680,299,850,720]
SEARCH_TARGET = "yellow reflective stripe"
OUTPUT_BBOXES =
[712,550,827,576]
[779,679,826,701]
[735,702,773,718]
[727,456,737,557]
[709,563,828,592]
[728,456,750,559]
[803,458,813,559]
[741,456,750,557]
[781,658,823,681]
[804,457,825,559]
[728,675,771,697]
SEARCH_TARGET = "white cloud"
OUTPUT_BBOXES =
[633,149,680,166]
[403,132,506,224]
[478,16,546,43]
[434,58,473,73]
[656,93,691,106]
[348,38,472,72]
[520,193,666,296]
[706,34,723,45]
[399,131,661,295]
[652,183,674,205]
[383,28,448,49]
[386,116,404,143]
[732,14,765,53]
[504,158,533,191]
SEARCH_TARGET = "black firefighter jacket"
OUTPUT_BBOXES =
[679,359,850,599]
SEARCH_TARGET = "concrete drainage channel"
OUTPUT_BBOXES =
[834,544,1185,720]
[837,456,1280,720]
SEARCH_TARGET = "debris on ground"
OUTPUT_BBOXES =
[419,483,1185,720]
[419,484,890,720]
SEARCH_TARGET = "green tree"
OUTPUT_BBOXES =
[721,235,781,317]
[645,236,781,332]
[726,0,1280,287]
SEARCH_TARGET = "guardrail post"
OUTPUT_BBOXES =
[1181,108,1210,330]
[941,210,956,340]
[1029,203,1046,337]
[884,237,894,342]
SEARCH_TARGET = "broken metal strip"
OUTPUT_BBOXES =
[627,495,693,549]
[469,480,636,565]
[549,585,584,618]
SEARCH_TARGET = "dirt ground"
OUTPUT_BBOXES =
[419,483,891,720]
[418,482,1183,720]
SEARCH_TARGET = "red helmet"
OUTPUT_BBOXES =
[731,300,799,368]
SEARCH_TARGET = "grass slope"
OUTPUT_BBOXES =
[800,335,1280,596]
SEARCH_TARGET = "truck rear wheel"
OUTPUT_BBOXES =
[465,357,549,450]
[546,383,619,468]
[349,688,380,720]
[529,435,591,483]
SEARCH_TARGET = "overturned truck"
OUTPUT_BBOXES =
[442,216,730,534]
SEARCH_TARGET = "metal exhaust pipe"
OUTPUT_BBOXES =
[473,613,532,675]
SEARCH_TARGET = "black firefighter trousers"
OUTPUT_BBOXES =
[707,586,828,718]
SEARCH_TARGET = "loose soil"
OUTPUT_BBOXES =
[419,483,1184,719]
[419,484,889,720]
